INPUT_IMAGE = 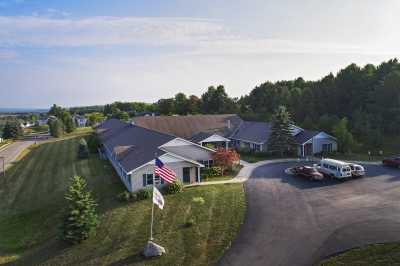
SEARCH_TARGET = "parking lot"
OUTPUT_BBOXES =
[220,162,400,266]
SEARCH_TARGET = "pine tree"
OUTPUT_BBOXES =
[267,106,297,156]
[2,121,23,139]
[61,176,98,244]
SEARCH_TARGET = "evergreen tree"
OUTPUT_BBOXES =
[61,176,98,244]
[267,106,297,156]
[2,121,23,139]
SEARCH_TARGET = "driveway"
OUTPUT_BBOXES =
[0,140,35,172]
[219,162,400,266]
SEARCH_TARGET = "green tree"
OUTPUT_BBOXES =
[157,98,175,115]
[86,112,104,126]
[48,118,64,138]
[48,104,64,118]
[332,118,355,153]
[62,111,75,133]
[267,106,297,156]
[174,92,189,115]
[61,176,98,244]
[187,95,201,114]
[2,121,23,139]
[201,85,237,114]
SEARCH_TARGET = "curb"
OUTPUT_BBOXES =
[0,142,12,153]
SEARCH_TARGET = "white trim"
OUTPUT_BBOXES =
[127,150,204,175]
[160,137,216,152]
[298,131,337,145]
[199,134,231,144]
[230,137,265,145]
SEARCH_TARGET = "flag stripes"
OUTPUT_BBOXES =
[155,158,176,183]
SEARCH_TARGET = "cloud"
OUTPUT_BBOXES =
[0,16,230,47]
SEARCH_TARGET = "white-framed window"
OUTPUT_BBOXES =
[143,173,153,186]
[322,143,333,152]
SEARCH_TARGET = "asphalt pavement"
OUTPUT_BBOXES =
[0,140,35,173]
[219,162,400,266]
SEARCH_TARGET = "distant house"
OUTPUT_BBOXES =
[96,119,215,192]
[37,119,48,126]
[74,115,88,127]
[133,114,337,156]
[20,122,34,128]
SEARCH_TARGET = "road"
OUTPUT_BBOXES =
[219,162,400,266]
[0,140,35,173]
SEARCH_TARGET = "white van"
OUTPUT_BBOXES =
[317,158,352,179]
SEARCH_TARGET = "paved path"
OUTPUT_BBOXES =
[0,140,35,172]
[219,161,400,266]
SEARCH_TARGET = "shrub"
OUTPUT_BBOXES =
[163,180,184,195]
[136,187,152,200]
[61,176,98,244]
[87,134,99,154]
[78,138,89,159]
[201,167,222,178]
[117,191,132,202]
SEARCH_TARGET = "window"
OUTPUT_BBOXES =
[143,173,153,186]
[322,143,333,152]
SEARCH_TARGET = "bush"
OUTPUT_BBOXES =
[78,138,89,159]
[136,187,152,200]
[201,167,222,178]
[184,218,195,228]
[163,180,184,195]
[117,191,132,202]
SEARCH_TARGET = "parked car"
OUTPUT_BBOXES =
[317,158,352,179]
[348,163,365,177]
[290,165,324,181]
[382,156,400,168]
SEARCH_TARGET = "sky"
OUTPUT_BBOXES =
[0,0,399,108]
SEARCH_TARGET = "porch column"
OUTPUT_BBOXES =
[197,167,201,183]
[302,144,305,157]
[225,141,228,150]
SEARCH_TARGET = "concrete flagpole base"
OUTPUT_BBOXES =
[143,241,166,257]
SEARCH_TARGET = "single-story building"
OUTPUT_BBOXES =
[96,119,215,192]
[132,114,337,156]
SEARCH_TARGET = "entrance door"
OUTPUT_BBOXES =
[183,167,191,183]
[305,143,313,156]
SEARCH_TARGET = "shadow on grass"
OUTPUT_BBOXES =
[106,252,150,266]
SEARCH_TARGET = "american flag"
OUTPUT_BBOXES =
[155,158,176,183]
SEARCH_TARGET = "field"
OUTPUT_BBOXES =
[320,243,400,266]
[0,136,245,265]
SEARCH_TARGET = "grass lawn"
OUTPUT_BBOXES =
[0,136,245,266]
[203,165,244,182]
[319,243,400,266]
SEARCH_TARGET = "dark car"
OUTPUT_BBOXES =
[290,166,324,181]
[382,156,400,168]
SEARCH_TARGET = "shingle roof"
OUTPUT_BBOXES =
[294,129,320,144]
[231,121,272,144]
[133,114,242,140]
[97,119,175,172]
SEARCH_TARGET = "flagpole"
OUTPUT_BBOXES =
[150,154,157,241]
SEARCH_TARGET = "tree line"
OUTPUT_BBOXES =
[58,58,400,150]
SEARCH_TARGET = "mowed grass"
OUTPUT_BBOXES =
[0,136,245,266]
[320,243,400,266]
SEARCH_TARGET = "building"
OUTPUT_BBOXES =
[74,115,88,127]
[96,119,215,192]
[133,114,337,156]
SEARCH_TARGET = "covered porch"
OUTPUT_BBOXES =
[199,134,231,150]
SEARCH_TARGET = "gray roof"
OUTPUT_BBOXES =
[97,119,175,172]
[294,129,320,144]
[190,131,214,143]
[231,121,272,144]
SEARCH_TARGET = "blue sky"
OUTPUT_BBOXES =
[1,0,399,108]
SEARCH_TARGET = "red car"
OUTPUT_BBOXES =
[290,166,324,181]
[382,156,400,168]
